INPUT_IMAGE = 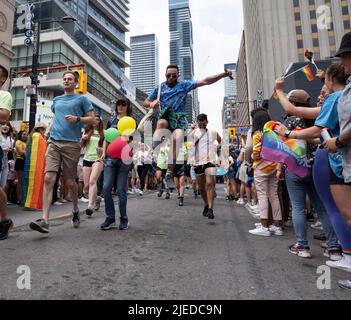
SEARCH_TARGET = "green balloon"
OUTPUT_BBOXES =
[104,128,120,143]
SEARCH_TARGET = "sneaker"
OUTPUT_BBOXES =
[139,190,144,196]
[119,220,129,230]
[132,188,138,194]
[157,190,163,198]
[284,220,293,228]
[79,197,89,203]
[165,192,170,200]
[29,219,49,234]
[207,208,215,220]
[0,220,14,240]
[254,223,262,229]
[53,201,63,206]
[323,247,343,261]
[127,189,133,195]
[269,225,284,236]
[72,211,80,228]
[326,256,351,273]
[289,243,312,258]
[203,205,209,217]
[237,198,245,205]
[179,197,184,207]
[100,218,116,231]
[338,279,351,292]
[177,192,181,200]
[226,196,230,201]
[249,226,271,237]
[94,196,102,211]
[311,221,323,230]
[86,207,94,218]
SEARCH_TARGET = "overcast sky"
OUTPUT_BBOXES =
[127,0,243,132]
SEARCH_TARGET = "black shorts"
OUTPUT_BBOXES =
[173,164,185,178]
[329,166,351,186]
[83,160,99,168]
[194,163,216,176]
[184,164,191,178]
[15,158,25,171]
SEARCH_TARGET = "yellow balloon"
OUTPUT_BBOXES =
[118,116,136,136]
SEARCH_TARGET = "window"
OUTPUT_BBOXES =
[297,39,304,49]
[344,20,351,30]
[311,24,318,33]
[295,12,301,20]
[293,0,299,7]
[296,26,302,34]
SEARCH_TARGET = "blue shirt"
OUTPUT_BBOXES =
[315,91,344,179]
[148,80,198,113]
[50,94,93,142]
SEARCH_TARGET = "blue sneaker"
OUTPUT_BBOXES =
[119,220,129,230]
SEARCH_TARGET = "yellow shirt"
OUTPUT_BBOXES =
[15,140,26,160]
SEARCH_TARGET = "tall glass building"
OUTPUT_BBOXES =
[168,0,198,123]
[10,0,145,125]
[130,34,159,96]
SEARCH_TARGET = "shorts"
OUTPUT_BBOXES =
[157,107,188,132]
[194,163,216,176]
[329,166,351,186]
[83,160,100,168]
[246,177,254,188]
[184,164,191,178]
[15,158,25,171]
[173,164,185,178]
[239,163,248,183]
[45,139,81,178]
[227,169,236,179]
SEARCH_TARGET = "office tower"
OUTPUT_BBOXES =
[130,34,159,96]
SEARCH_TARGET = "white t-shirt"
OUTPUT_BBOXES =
[193,128,219,166]
[1,135,13,153]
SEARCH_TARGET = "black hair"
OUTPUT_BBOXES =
[252,110,271,135]
[166,65,179,72]
[115,98,132,116]
[197,113,208,121]
[0,64,9,84]
[251,107,268,119]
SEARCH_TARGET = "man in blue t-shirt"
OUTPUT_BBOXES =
[30,71,95,234]
[144,64,232,173]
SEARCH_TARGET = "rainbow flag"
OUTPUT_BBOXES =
[302,65,315,81]
[22,133,47,209]
[273,90,279,100]
[261,121,308,178]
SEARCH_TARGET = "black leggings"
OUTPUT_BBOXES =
[137,165,152,191]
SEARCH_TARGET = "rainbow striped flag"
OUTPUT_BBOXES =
[261,121,308,178]
[302,65,315,81]
[22,133,47,209]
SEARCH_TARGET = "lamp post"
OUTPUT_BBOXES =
[28,16,76,132]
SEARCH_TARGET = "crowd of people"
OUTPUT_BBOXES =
[1,32,351,292]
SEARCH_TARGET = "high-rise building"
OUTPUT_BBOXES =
[10,0,145,126]
[242,0,351,112]
[224,63,237,97]
[0,0,16,89]
[168,0,198,123]
[130,34,159,96]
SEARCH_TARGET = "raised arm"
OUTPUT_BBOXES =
[196,69,233,88]
[275,78,320,119]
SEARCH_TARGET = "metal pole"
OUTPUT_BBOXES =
[29,20,40,133]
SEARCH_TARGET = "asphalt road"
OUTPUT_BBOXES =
[1,186,350,300]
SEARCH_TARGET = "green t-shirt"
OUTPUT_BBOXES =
[177,145,188,162]
[84,131,101,162]
[0,91,13,146]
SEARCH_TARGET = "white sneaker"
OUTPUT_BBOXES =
[326,256,351,273]
[249,226,271,237]
[132,188,138,194]
[269,225,284,236]
[311,221,323,231]
[79,197,89,203]
[139,190,144,196]
[53,201,63,206]
[237,198,245,205]
[255,223,262,228]
[127,190,133,195]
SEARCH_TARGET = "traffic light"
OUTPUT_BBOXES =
[71,69,88,95]
[229,128,236,139]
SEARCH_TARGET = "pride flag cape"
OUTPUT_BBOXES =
[261,121,308,178]
[22,133,47,209]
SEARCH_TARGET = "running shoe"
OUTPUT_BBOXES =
[30,219,49,234]
[179,197,184,207]
[338,279,351,292]
[249,226,271,237]
[269,225,284,236]
[100,218,116,231]
[94,196,102,211]
[0,219,14,240]
[207,209,215,220]
[326,256,351,273]
[323,247,343,261]
[119,220,129,230]
[289,243,312,258]
[203,205,209,217]
[311,221,323,231]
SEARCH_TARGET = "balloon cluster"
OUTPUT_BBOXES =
[104,116,136,159]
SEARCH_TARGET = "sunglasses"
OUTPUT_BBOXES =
[166,74,178,79]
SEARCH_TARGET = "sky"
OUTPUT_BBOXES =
[127,0,244,132]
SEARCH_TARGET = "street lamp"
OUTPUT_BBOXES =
[29,16,77,132]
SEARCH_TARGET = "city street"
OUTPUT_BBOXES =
[0,186,350,300]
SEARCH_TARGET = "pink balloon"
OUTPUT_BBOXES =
[107,137,132,160]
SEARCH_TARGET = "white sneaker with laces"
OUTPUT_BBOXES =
[255,223,262,228]
[249,226,271,237]
[79,197,89,203]
[269,225,284,236]
[311,221,323,231]
[326,256,351,273]
[237,198,245,205]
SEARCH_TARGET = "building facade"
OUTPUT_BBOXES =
[0,0,16,89]
[10,0,145,127]
[242,0,351,113]
[224,63,237,98]
[130,34,159,96]
[168,0,198,123]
